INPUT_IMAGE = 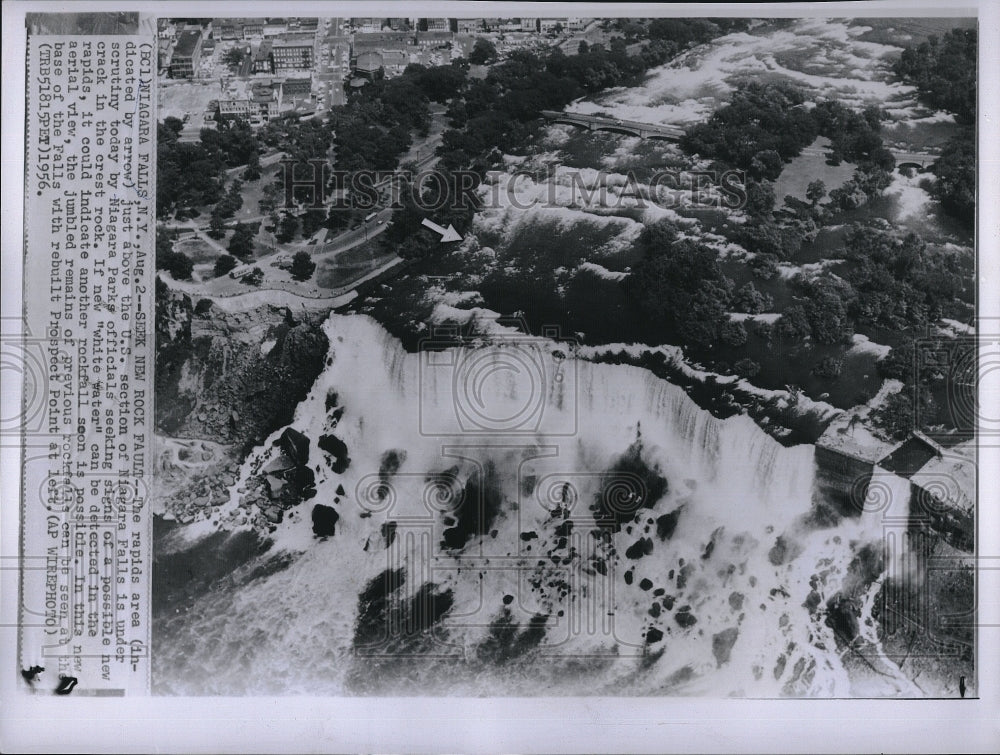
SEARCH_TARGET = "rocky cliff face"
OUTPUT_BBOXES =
[155,278,331,454]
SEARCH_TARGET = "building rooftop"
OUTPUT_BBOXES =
[356,51,384,71]
[174,29,202,58]
[910,439,975,514]
[254,40,272,61]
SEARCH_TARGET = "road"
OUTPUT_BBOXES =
[314,17,350,110]
[225,150,287,177]
[164,253,407,304]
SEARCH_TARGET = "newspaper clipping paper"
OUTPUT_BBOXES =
[2,3,998,753]
[19,32,155,696]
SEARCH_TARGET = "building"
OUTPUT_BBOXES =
[387,18,411,31]
[456,19,482,33]
[381,50,408,75]
[270,39,315,70]
[415,30,453,48]
[422,18,449,31]
[157,38,173,73]
[169,29,203,78]
[566,18,589,31]
[252,40,273,73]
[354,51,384,80]
[242,20,264,38]
[281,76,312,98]
[213,19,240,39]
[539,18,567,32]
[217,80,283,126]
[263,18,288,37]
[351,31,413,65]
[351,18,383,32]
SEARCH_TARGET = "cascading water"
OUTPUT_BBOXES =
[153,314,914,697]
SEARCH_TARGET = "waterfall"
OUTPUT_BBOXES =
[154,314,913,697]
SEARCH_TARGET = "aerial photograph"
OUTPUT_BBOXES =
[150,15,977,697]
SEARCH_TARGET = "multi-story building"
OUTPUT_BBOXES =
[539,18,567,32]
[566,18,589,30]
[157,38,173,73]
[169,29,203,78]
[422,18,449,31]
[217,80,283,126]
[242,20,264,38]
[263,18,288,37]
[387,18,411,31]
[351,18,383,32]
[252,40,273,73]
[354,51,384,80]
[381,50,408,75]
[456,19,482,33]
[520,18,538,32]
[415,30,453,48]
[270,39,315,70]
[281,76,312,99]
[213,19,240,39]
[351,31,413,66]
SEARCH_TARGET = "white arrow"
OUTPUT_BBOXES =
[421,218,462,242]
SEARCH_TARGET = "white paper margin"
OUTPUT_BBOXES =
[2,1,998,752]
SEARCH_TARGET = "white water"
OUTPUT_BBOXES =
[155,314,915,696]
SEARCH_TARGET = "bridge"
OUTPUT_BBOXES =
[800,146,936,172]
[543,111,937,172]
[540,110,685,140]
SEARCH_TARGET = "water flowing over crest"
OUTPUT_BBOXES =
[154,314,919,696]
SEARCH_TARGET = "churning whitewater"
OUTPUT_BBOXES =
[154,313,915,696]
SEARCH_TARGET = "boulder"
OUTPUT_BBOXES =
[311,504,340,537]
[278,427,310,467]
[712,627,739,667]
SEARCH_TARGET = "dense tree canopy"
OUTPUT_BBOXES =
[893,28,977,125]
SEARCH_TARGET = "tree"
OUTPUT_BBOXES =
[930,134,975,226]
[734,358,761,378]
[243,150,262,181]
[301,208,326,239]
[243,267,264,286]
[277,213,299,243]
[222,47,245,72]
[290,251,317,281]
[806,179,827,206]
[207,211,227,239]
[720,320,748,347]
[732,282,773,313]
[776,304,811,341]
[214,254,239,277]
[812,356,844,379]
[744,180,776,218]
[749,253,780,280]
[228,223,255,259]
[469,37,498,65]
[750,149,783,181]
[628,232,733,347]
[871,391,915,441]
[158,251,193,281]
